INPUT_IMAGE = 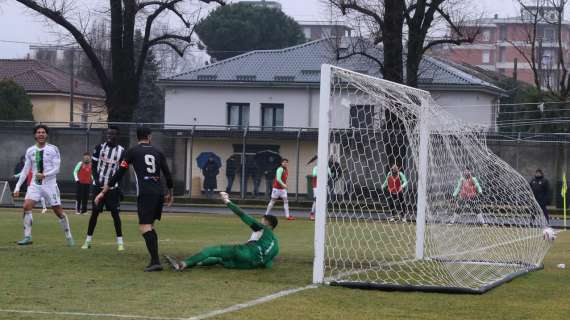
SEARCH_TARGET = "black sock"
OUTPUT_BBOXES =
[111,210,122,237]
[142,230,159,265]
[87,211,100,236]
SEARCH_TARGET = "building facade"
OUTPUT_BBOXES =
[0,59,107,125]
[159,39,505,196]
[432,5,570,87]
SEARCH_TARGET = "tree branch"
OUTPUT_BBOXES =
[336,0,384,31]
[14,0,110,92]
[150,40,188,57]
[148,33,193,45]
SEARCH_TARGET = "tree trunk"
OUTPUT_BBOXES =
[382,0,404,83]
[406,30,424,88]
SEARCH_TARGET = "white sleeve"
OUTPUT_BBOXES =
[15,154,31,192]
[43,146,61,177]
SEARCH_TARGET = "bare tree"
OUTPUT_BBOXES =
[511,0,548,93]
[15,0,225,122]
[329,0,479,87]
[546,0,570,98]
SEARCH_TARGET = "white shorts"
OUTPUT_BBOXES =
[25,184,61,207]
[271,188,288,199]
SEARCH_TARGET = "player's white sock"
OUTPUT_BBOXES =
[23,211,33,237]
[265,199,276,215]
[59,214,72,239]
[283,199,290,218]
[311,200,316,214]
[86,235,93,242]
[41,198,47,210]
[117,237,124,245]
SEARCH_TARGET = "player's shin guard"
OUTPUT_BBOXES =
[23,211,33,237]
[59,214,73,239]
[142,230,160,265]
[265,199,276,215]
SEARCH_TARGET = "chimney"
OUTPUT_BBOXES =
[494,13,499,19]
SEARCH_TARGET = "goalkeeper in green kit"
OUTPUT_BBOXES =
[164,192,279,271]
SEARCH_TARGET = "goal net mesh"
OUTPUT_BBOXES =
[317,66,552,293]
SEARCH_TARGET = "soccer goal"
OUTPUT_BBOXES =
[312,65,553,293]
[0,181,14,206]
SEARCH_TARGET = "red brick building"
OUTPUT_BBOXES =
[431,5,570,88]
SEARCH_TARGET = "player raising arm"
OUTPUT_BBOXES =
[95,127,173,272]
[165,192,279,271]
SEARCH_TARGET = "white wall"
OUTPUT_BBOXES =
[165,86,319,128]
[431,90,498,128]
[164,85,498,130]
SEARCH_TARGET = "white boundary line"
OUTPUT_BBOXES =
[185,285,317,320]
[0,309,186,320]
[0,285,317,320]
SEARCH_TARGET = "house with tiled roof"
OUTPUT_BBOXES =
[0,59,107,124]
[160,38,504,130]
[157,38,506,197]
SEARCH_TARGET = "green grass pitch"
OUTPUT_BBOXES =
[0,208,568,320]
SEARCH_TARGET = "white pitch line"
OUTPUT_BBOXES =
[0,285,317,320]
[0,309,186,320]
[185,285,318,320]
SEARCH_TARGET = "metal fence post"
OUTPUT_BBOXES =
[188,125,195,199]
[295,128,302,202]
[85,122,92,151]
[241,126,248,200]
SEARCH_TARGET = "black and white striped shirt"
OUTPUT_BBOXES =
[92,142,125,188]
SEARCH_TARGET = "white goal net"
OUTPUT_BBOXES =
[313,65,552,293]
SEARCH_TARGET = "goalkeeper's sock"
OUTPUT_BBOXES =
[23,211,33,237]
[143,230,160,265]
[265,199,276,215]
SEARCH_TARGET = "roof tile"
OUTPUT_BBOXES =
[0,59,105,98]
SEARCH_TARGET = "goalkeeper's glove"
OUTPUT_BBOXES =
[220,192,230,204]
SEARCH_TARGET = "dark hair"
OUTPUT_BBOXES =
[282,158,289,163]
[108,125,120,133]
[33,124,49,135]
[536,169,544,175]
[83,151,91,156]
[136,126,152,140]
[264,214,278,229]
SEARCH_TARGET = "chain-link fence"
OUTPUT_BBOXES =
[0,121,319,203]
[1,121,569,206]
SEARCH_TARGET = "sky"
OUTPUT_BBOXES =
[0,0,520,59]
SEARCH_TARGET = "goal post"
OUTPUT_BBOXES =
[313,64,553,293]
[313,64,332,284]
[414,97,430,260]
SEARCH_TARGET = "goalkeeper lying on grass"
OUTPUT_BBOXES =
[165,192,279,271]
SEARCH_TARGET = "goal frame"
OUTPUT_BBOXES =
[312,64,545,294]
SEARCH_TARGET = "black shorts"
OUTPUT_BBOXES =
[92,186,121,212]
[137,194,164,225]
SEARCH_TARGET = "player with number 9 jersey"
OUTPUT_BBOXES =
[96,127,173,272]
